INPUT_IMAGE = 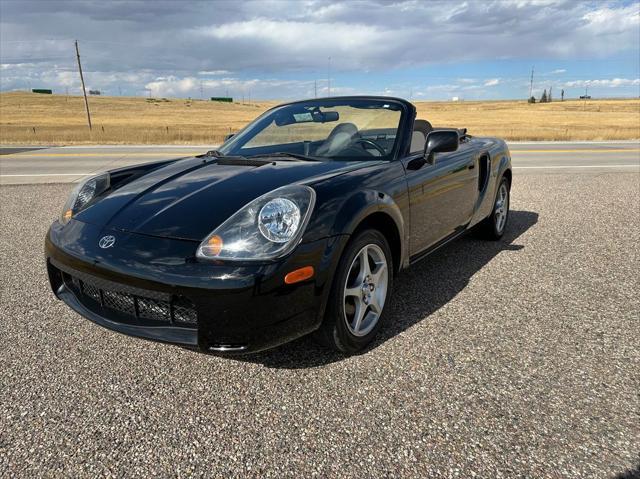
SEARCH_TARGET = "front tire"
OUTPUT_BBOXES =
[317,229,393,354]
[477,177,510,240]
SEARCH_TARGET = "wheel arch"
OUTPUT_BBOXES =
[327,188,406,275]
[350,211,403,276]
[502,167,512,189]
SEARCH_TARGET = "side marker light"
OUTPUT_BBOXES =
[284,266,315,284]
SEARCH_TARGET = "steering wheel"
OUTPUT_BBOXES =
[354,138,386,156]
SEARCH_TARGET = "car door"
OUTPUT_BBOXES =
[403,143,478,256]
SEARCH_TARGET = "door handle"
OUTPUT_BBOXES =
[468,162,475,170]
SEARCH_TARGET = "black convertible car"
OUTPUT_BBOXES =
[46,96,511,354]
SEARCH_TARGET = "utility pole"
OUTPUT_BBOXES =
[200,80,204,99]
[529,65,534,100]
[584,85,588,111]
[327,57,331,97]
[314,80,317,98]
[75,40,92,130]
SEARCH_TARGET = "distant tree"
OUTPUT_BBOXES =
[540,89,548,103]
[561,89,565,101]
[549,86,553,102]
[528,96,536,103]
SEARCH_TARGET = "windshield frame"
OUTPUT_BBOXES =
[218,97,412,162]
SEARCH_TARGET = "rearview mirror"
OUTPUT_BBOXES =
[317,111,339,122]
[424,130,459,164]
[274,109,339,126]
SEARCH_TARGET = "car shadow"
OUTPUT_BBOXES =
[613,460,640,479]
[231,209,538,369]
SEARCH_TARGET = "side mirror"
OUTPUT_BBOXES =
[423,130,459,165]
[224,133,235,141]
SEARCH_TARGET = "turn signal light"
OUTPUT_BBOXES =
[284,266,314,284]
[205,235,224,256]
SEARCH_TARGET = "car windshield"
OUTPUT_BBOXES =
[219,98,404,161]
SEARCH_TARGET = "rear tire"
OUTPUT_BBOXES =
[316,229,393,354]
[477,176,510,240]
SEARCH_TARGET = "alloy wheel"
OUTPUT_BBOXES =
[494,182,509,234]
[343,244,389,337]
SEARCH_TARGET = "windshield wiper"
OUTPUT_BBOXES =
[198,150,259,165]
[248,152,321,162]
[203,149,225,157]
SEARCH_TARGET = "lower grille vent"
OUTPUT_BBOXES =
[62,272,197,328]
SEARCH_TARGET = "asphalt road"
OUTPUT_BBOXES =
[0,141,638,184]
[1,166,638,476]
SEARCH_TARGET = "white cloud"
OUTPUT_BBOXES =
[1,1,639,98]
[142,75,328,99]
[196,18,402,70]
[581,4,640,35]
[145,77,198,96]
[197,70,231,76]
[547,3,640,57]
[563,78,640,88]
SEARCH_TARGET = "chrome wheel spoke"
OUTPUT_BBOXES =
[344,285,362,299]
[343,242,389,337]
[351,298,366,333]
[357,247,371,281]
[494,183,509,233]
[369,296,381,314]
[371,262,387,286]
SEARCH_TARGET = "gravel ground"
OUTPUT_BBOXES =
[1,173,639,478]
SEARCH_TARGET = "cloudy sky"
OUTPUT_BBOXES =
[1,0,639,100]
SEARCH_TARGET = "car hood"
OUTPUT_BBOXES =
[75,156,374,241]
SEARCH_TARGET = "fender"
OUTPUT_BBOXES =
[469,139,512,227]
[329,188,407,269]
[494,142,511,181]
[307,188,407,326]
[497,161,511,184]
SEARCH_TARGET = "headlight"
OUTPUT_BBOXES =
[196,185,315,261]
[59,173,110,225]
[258,198,301,242]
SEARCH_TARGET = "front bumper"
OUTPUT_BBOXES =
[46,220,347,354]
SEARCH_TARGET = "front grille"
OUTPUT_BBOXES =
[61,270,197,328]
[137,296,170,322]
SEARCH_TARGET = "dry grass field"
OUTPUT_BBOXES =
[415,98,640,141]
[0,92,275,145]
[0,91,638,145]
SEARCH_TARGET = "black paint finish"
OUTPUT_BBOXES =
[45,96,511,353]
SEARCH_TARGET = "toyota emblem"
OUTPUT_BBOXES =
[98,235,116,249]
